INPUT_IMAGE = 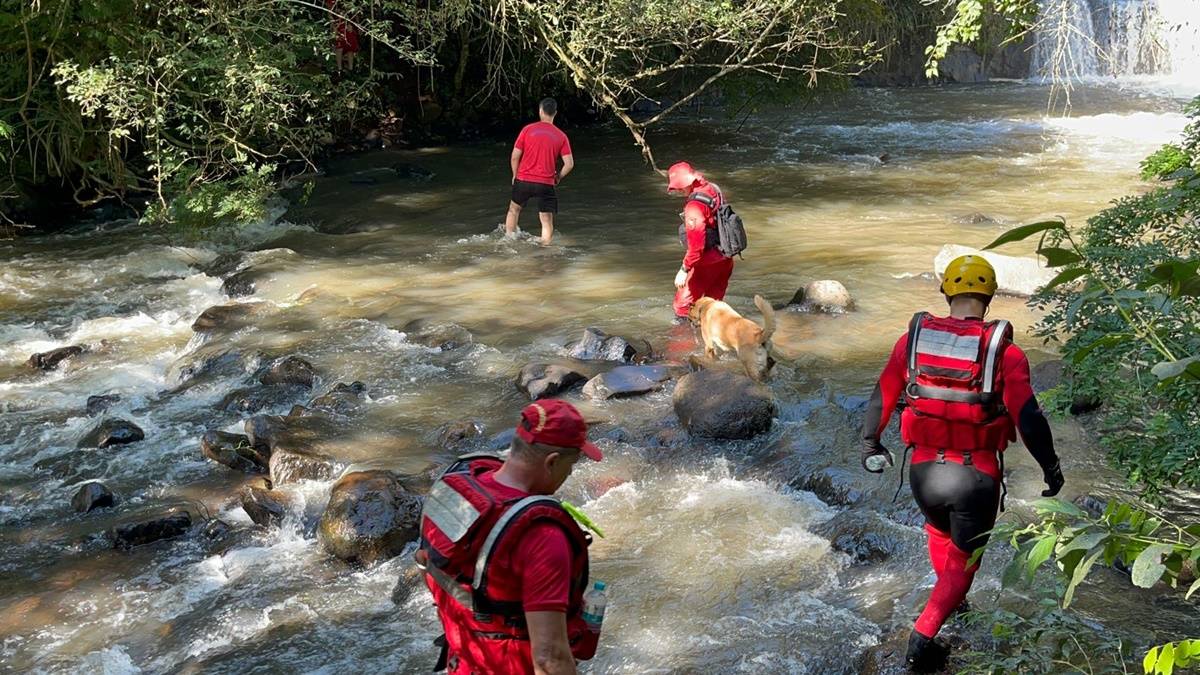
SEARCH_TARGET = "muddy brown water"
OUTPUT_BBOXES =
[2,82,1199,673]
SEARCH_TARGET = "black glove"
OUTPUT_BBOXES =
[861,439,894,474]
[1041,461,1065,497]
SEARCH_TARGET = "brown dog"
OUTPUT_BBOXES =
[688,295,777,381]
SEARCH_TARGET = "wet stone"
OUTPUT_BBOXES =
[202,518,233,540]
[566,327,651,363]
[787,280,855,313]
[218,384,310,415]
[244,414,288,453]
[259,356,316,389]
[437,420,483,449]
[221,269,257,298]
[812,511,902,564]
[71,482,115,513]
[673,370,776,440]
[241,486,290,528]
[402,319,474,351]
[791,467,865,507]
[582,365,671,400]
[86,394,121,416]
[27,345,85,371]
[112,511,192,549]
[516,363,587,400]
[270,447,341,485]
[77,418,145,449]
[309,382,367,415]
[319,470,423,566]
[192,302,271,332]
[201,430,269,474]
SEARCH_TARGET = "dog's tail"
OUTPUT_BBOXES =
[753,295,777,343]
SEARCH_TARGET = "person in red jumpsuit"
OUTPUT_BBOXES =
[859,254,1065,672]
[666,161,735,321]
[326,0,360,71]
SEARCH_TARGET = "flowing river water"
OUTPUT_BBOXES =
[2,82,1199,673]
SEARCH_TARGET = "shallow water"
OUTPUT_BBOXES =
[2,81,1198,673]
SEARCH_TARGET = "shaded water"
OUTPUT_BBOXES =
[2,82,1199,673]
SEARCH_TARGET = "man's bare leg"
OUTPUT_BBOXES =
[505,201,522,237]
[538,211,555,245]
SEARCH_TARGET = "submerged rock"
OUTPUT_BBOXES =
[309,382,368,415]
[952,212,1001,225]
[402,319,473,351]
[241,486,290,527]
[77,419,145,449]
[566,327,651,363]
[787,280,855,313]
[318,470,423,566]
[392,163,435,181]
[791,467,865,507]
[270,447,342,485]
[71,482,115,513]
[582,365,671,400]
[244,414,289,453]
[934,244,1057,297]
[112,511,192,549]
[260,356,316,388]
[27,345,85,371]
[218,384,310,414]
[221,269,258,298]
[516,363,587,400]
[201,430,269,474]
[192,302,272,332]
[437,420,483,449]
[812,510,903,564]
[673,370,776,440]
[85,394,121,415]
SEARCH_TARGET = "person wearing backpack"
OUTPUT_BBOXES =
[666,161,746,321]
[416,399,604,675]
[858,255,1065,672]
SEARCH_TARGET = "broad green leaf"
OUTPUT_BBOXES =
[1042,266,1088,291]
[1059,530,1107,555]
[1034,497,1086,518]
[1131,544,1172,588]
[1151,356,1200,382]
[1161,642,1176,675]
[1027,535,1057,577]
[1072,334,1132,364]
[1187,578,1200,600]
[983,219,1066,250]
[1063,549,1103,608]
[1038,246,1083,267]
[1146,646,1160,674]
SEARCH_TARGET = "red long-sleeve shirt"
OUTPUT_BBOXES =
[681,182,727,270]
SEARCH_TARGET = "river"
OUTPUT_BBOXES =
[1,81,1197,673]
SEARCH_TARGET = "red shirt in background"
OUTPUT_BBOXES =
[515,122,572,186]
[474,472,573,613]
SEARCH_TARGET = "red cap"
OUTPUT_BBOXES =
[515,399,602,461]
[667,161,701,192]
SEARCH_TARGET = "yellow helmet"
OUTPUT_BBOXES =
[940,254,998,298]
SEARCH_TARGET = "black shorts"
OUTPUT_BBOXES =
[511,180,558,213]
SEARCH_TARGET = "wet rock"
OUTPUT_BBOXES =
[813,511,902,564]
[1031,359,1066,393]
[202,518,233,540]
[71,482,115,513]
[112,511,192,549]
[241,486,290,527]
[516,363,587,400]
[791,467,864,507]
[192,302,272,332]
[259,356,316,388]
[952,212,1000,225]
[318,470,423,566]
[582,366,671,400]
[270,447,341,485]
[221,269,257,298]
[402,319,473,351]
[219,384,310,414]
[859,627,966,675]
[391,163,434,181]
[437,420,483,449]
[77,418,145,449]
[1076,494,1108,518]
[201,430,269,474]
[86,394,121,415]
[204,248,300,278]
[309,382,367,415]
[27,345,85,371]
[787,280,855,313]
[244,414,289,453]
[287,404,309,419]
[566,327,651,363]
[935,244,1057,297]
[390,564,425,606]
[673,370,776,440]
[169,349,255,392]
[937,45,987,83]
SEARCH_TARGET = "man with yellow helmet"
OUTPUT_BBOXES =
[860,254,1064,672]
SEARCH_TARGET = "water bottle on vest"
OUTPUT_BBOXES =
[582,581,607,633]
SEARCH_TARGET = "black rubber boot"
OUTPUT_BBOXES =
[906,631,948,673]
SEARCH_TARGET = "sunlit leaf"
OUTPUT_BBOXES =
[1063,549,1103,608]
[1027,535,1057,577]
[1151,356,1200,382]
[983,219,1066,250]
[1131,544,1172,588]
[1042,266,1088,291]
[1033,497,1086,518]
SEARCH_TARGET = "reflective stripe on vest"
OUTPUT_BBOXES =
[981,320,1010,397]
[424,479,484,543]
[905,314,1010,406]
[914,326,982,362]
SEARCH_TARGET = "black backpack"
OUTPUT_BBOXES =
[677,186,747,259]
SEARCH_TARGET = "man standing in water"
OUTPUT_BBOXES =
[859,255,1065,672]
[505,98,575,246]
[418,399,602,675]
[667,161,735,322]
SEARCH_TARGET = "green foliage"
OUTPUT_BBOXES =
[144,164,276,239]
[1145,640,1200,674]
[923,0,1038,78]
[1141,145,1192,181]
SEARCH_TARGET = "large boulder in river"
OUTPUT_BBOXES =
[259,356,316,388]
[787,280,855,313]
[241,486,290,527]
[77,419,144,449]
[582,366,671,400]
[201,430,269,473]
[86,394,121,415]
[270,447,342,485]
[517,363,587,400]
[72,481,115,513]
[566,327,651,363]
[309,381,367,415]
[192,302,272,332]
[112,510,192,549]
[219,383,310,414]
[934,244,1057,297]
[27,345,85,371]
[318,470,423,566]
[672,370,777,440]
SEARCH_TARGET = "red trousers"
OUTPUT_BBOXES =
[673,257,734,317]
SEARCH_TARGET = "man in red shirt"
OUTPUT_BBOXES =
[666,161,735,321]
[860,255,1064,672]
[506,98,575,246]
[419,399,603,675]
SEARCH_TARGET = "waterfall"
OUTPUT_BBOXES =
[1030,0,1200,81]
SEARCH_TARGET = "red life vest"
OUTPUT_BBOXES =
[678,182,722,251]
[418,454,596,674]
[900,312,1017,452]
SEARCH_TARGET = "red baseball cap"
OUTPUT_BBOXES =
[515,399,602,461]
[666,161,701,192]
